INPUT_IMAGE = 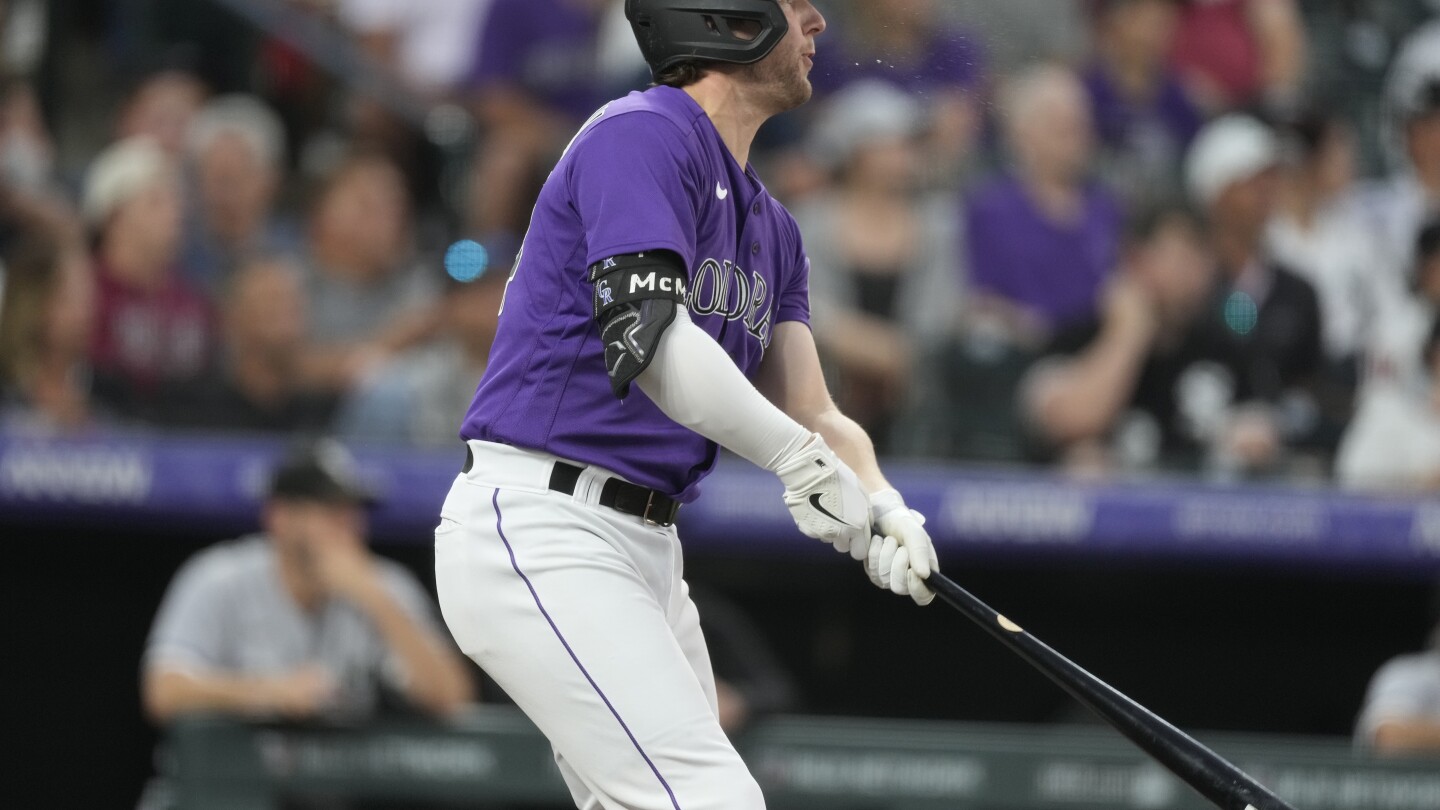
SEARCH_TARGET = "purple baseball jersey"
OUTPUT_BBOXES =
[460,86,812,502]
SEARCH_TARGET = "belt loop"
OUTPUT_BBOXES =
[573,465,606,505]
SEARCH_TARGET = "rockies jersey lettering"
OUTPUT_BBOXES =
[460,86,812,502]
[689,259,774,346]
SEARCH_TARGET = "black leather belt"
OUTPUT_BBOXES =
[464,447,681,527]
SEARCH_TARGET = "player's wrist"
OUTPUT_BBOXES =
[869,488,905,522]
[764,428,818,474]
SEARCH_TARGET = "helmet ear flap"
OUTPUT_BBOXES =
[625,0,790,80]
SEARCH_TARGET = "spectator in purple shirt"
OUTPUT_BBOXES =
[966,64,1123,345]
[1082,0,1203,207]
[465,0,629,242]
[809,0,985,185]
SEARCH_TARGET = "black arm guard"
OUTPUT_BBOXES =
[589,252,690,399]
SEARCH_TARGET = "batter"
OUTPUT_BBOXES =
[435,2,940,807]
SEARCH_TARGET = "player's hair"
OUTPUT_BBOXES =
[653,59,709,89]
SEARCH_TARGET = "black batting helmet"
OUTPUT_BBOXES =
[625,0,789,78]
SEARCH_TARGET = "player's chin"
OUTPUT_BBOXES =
[782,76,814,110]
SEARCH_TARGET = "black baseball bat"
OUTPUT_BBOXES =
[924,571,1296,810]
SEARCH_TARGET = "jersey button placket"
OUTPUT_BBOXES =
[751,241,760,255]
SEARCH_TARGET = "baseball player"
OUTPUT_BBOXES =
[435,1,939,807]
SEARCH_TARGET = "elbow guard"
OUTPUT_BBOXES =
[590,251,690,399]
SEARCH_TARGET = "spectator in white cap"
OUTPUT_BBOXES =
[790,80,964,448]
[180,95,300,297]
[1186,113,1324,467]
[84,136,216,421]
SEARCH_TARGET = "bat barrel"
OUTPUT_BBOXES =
[925,572,1297,810]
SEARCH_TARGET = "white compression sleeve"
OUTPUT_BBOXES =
[635,308,810,471]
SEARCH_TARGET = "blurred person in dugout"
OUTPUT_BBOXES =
[83,136,217,422]
[1020,203,1257,473]
[156,256,340,434]
[806,0,986,186]
[465,0,636,245]
[179,95,300,298]
[1082,0,1204,209]
[790,81,963,451]
[298,151,442,393]
[336,259,507,446]
[965,64,1123,348]
[1356,589,1440,756]
[1184,113,1324,471]
[0,229,98,433]
[1337,221,1440,492]
[1167,0,1306,114]
[142,440,473,725]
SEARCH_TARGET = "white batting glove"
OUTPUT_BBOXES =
[774,434,871,558]
[865,489,939,606]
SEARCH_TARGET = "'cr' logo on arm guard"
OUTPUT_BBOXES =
[588,251,690,398]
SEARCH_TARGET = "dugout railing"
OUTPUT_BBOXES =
[160,706,1440,810]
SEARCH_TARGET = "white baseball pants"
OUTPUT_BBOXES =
[435,440,765,810]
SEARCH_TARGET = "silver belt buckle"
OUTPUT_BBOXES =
[643,491,676,527]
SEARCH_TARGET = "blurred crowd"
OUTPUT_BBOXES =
[4,0,1440,491]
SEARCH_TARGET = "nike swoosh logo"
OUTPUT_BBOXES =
[809,493,856,528]
[716,182,729,200]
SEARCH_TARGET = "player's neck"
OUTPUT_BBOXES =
[684,78,768,169]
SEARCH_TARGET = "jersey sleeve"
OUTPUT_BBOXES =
[775,213,811,326]
[568,112,701,272]
[142,552,232,675]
